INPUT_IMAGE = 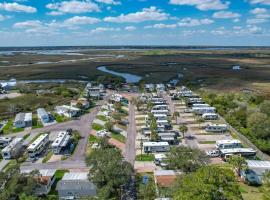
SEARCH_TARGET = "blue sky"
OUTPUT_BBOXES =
[0,0,269,46]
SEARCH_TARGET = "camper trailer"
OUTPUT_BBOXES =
[51,131,71,154]
[220,148,256,161]
[0,137,12,148]
[215,140,242,150]
[27,134,49,159]
[1,138,23,160]
[202,113,219,120]
[205,124,227,132]
[192,107,216,115]
[143,142,170,153]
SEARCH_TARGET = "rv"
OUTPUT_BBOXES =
[1,138,23,160]
[0,137,12,148]
[152,105,168,111]
[51,131,71,154]
[27,134,49,159]
[151,109,169,115]
[202,113,219,120]
[220,148,256,161]
[143,142,170,153]
[192,107,216,115]
[192,103,210,108]
[157,132,177,144]
[154,154,168,166]
[205,124,227,132]
[215,140,242,150]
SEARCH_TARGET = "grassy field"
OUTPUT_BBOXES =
[135,154,154,161]
[239,182,263,200]
[110,132,126,143]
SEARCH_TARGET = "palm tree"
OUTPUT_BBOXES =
[228,155,247,176]
[179,125,188,137]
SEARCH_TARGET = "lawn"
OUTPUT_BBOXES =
[198,141,216,144]
[92,123,104,131]
[54,113,69,123]
[111,132,126,143]
[135,154,154,161]
[49,169,70,195]
[239,182,263,200]
[2,120,24,134]
[23,133,30,140]
[42,150,53,163]
[89,134,98,143]
[96,115,108,122]
[32,117,43,129]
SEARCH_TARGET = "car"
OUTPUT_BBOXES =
[206,150,220,157]
[184,109,193,113]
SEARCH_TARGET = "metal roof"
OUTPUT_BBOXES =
[27,134,48,151]
[2,138,23,152]
[51,131,70,148]
[62,172,88,181]
[247,160,270,169]
[143,142,169,147]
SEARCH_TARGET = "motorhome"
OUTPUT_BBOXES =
[220,148,256,161]
[153,114,168,121]
[192,107,216,115]
[143,142,170,153]
[1,138,23,160]
[0,137,12,148]
[151,109,169,115]
[192,103,210,108]
[215,140,242,150]
[205,124,227,132]
[51,131,71,154]
[27,134,49,159]
[202,113,219,120]
[152,105,168,111]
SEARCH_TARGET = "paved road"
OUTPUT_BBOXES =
[125,103,137,166]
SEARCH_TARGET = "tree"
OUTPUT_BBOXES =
[166,146,208,173]
[137,175,156,200]
[260,100,270,116]
[228,155,247,176]
[147,101,154,111]
[247,112,270,139]
[104,120,114,132]
[114,102,122,112]
[179,125,188,137]
[86,139,133,199]
[173,166,243,200]
[261,171,270,200]
[148,113,158,141]
[173,111,180,120]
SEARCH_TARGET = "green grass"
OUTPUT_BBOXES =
[42,150,53,163]
[239,182,263,200]
[92,123,104,131]
[54,113,69,123]
[135,154,154,161]
[2,120,24,134]
[3,160,17,172]
[49,169,70,195]
[32,117,43,129]
[111,132,126,143]
[198,141,216,144]
[96,115,108,121]
[89,134,98,143]
[23,133,30,140]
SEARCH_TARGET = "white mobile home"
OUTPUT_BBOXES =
[205,124,227,132]
[215,140,242,150]
[143,142,170,153]
[37,108,50,123]
[55,105,80,118]
[1,138,23,160]
[27,134,49,159]
[192,107,216,115]
[0,137,12,148]
[51,131,71,154]
[202,113,219,120]
[14,112,32,128]
[220,148,256,160]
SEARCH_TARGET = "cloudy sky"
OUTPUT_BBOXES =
[0,0,269,46]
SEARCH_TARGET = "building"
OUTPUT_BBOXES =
[1,138,23,159]
[56,172,97,199]
[241,160,270,185]
[27,134,49,160]
[85,82,105,99]
[0,137,12,148]
[21,169,56,195]
[55,105,80,118]
[156,84,166,92]
[154,170,178,188]
[70,98,90,109]
[37,108,50,123]
[13,112,32,128]
[143,142,170,153]
[51,131,71,154]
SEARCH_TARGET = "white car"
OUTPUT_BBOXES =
[206,150,220,157]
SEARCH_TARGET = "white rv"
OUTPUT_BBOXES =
[205,124,227,132]
[202,113,219,120]
[0,137,12,148]
[27,134,49,159]
[151,109,169,115]
[154,153,167,166]
[192,103,210,108]
[220,148,256,161]
[192,107,216,115]
[215,140,242,150]
[143,142,170,153]
[1,138,23,160]
[152,105,168,111]
[51,131,71,154]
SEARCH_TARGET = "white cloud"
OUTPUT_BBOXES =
[0,14,11,21]
[247,18,268,24]
[46,0,100,14]
[249,0,270,5]
[178,18,214,27]
[64,16,100,25]
[91,27,120,33]
[95,0,120,5]
[125,26,136,31]
[46,11,64,16]
[144,23,177,29]
[169,0,229,11]
[104,6,169,23]
[213,11,241,19]
[250,8,267,14]
[0,2,36,13]
[13,20,42,28]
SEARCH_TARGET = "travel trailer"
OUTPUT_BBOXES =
[27,134,49,159]
[1,138,23,160]
[192,107,216,115]
[202,113,219,120]
[205,124,227,132]
[51,131,71,154]
[220,148,256,161]
[215,140,242,150]
[143,142,170,153]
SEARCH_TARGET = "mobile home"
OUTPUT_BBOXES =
[51,131,71,154]
[143,142,170,153]
[202,113,219,120]
[1,138,23,160]
[27,134,49,159]
[37,108,50,123]
[205,124,227,132]
[14,112,32,128]
[215,140,242,150]
[55,105,80,118]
